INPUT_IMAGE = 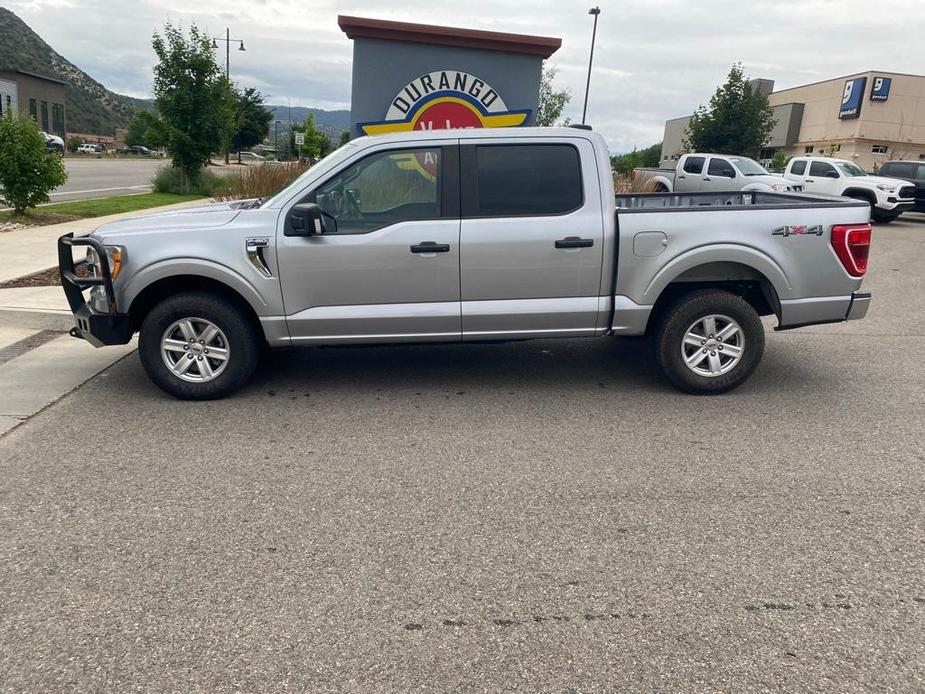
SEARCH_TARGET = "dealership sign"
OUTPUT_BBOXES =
[839,77,867,119]
[358,70,531,136]
[870,76,892,101]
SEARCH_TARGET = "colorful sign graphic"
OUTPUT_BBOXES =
[870,76,892,102]
[839,77,867,119]
[358,70,531,136]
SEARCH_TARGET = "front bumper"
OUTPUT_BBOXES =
[58,233,132,347]
[880,198,915,212]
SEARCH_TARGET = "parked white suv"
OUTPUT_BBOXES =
[783,157,915,223]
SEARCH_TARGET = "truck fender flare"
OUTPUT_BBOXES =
[122,258,269,315]
[642,244,793,303]
[842,187,877,205]
[650,175,672,192]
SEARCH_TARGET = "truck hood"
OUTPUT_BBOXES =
[855,175,910,188]
[91,199,255,242]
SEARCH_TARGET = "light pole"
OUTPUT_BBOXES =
[274,121,280,161]
[581,7,600,126]
[212,29,246,163]
[212,28,246,81]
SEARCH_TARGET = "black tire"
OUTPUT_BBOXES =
[872,208,899,224]
[654,289,765,395]
[138,292,260,400]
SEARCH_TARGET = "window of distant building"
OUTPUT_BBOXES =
[804,145,813,154]
[51,103,65,135]
[40,101,49,132]
[871,144,888,154]
[29,98,37,120]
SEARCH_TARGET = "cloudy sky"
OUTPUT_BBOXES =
[5,0,925,151]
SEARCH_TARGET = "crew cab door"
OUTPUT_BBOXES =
[804,160,841,195]
[701,156,738,191]
[675,155,706,192]
[276,141,462,343]
[458,138,605,339]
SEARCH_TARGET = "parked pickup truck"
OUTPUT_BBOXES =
[634,153,803,194]
[876,160,925,213]
[58,127,872,399]
[783,156,916,223]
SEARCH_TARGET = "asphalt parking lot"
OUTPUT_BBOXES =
[1,215,923,692]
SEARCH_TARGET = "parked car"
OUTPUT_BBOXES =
[237,151,265,161]
[58,127,872,399]
[77,143,102,154]
[41,131,64,155]
[634,153,803,193]
[876,160,925,212]
[783,157,915,223]
[126,145,154,156]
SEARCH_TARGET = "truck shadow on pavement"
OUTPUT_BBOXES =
[222,335,825,400]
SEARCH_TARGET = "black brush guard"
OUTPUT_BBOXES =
[57,233,132,346]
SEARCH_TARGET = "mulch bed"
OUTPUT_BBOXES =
[0,266,61,289]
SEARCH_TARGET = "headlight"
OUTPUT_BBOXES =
[770,183,785,192]
[876,184,897,193]
[85,245,125,280]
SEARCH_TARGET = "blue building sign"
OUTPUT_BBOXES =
[870,76,892,102]
[839,77,867,119]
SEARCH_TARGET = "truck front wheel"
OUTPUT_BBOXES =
[654,289,765,394]
[138,292,261,400]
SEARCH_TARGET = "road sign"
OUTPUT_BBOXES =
[294,132,305,145]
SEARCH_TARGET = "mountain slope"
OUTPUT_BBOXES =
[0,7,138,135]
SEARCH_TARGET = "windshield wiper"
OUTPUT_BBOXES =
[248,197,264,209]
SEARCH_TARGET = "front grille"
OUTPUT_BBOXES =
[899,185,916,199]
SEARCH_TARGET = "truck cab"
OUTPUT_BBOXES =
[783,157,916,223]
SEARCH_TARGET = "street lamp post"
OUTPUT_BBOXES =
[274,121,280,162]
[212,28,246,163]
[581,7,601,126]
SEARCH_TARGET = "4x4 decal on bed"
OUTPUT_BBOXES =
[772,224,824,237]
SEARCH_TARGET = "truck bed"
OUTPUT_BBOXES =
[615,190,860,210]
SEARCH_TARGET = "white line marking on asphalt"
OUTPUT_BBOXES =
[48,185,152,197]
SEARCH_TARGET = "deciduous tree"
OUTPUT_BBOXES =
[536,64,571,127]
[684,63,775,157]
[0,113,67,213]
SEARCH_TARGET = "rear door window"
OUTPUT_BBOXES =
[468,144,583,217]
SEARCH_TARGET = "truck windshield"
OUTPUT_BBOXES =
[834,161,868,177]
[729,157,769,176]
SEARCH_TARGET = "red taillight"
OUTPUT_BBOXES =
[831,224,871,277]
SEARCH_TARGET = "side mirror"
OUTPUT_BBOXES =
[826,170,840,179]
[286,203,325,236]
[722,168,736,178]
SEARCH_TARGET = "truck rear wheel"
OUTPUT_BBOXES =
[654,289,765,394]
[138,292,260,400]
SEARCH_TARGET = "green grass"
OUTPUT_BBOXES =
[0,192,204,228]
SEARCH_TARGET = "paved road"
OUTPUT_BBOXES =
[1,215,923,691]
[49,158,242,202]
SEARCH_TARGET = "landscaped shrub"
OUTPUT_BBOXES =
[0,113,67,213]
[151,165,224,196]
[214,161,310,201]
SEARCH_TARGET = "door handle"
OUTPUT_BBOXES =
[678,174,686,179]
[555,237,594,249]
[703,177,711,182]
[806,179,815,183]
[410,241,450,253]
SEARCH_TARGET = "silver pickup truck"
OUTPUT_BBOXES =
[58,127,872,399]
